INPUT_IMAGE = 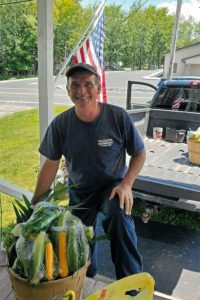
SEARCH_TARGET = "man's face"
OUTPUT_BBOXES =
[67,71,100,107]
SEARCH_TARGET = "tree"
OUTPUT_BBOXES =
[53,0,92,73]
[0,0,200,78]
[144,6,174,68]
[104,5,126,66]
[177,17,199,48]
[0,1,37,77]
[112,4,174,69]
[193,22,200,43]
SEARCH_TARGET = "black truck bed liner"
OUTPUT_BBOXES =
[133,139,200,201]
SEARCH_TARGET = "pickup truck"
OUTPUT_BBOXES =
[126,77,200,217]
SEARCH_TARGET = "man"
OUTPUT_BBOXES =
[31,63,146,279]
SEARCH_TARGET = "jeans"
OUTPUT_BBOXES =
[69,184,143,279]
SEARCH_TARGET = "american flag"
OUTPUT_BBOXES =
[171,88,185,110]
[73,9,107,103]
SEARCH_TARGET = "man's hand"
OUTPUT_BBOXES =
[109,182,133,215]
[109,150,146,215]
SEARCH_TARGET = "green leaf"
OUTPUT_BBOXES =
[65,203,87,210]
[39,189,52,201]
[47,185,74,202]
[13,198,31,216]
[22,194,31,209]
[12,203,24,224]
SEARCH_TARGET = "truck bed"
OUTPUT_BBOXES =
[127,80,200,208]
[133,138,200,201]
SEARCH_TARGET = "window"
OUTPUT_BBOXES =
[152,86,200,112]
[173,63,177,73]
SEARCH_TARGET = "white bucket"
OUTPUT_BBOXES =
[153,127,163,139]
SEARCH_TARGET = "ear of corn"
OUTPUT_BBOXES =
[77,223,89,268]
[68,221,79,273]
[45,240,54,280]
[84,226,94,245]
[29,231,46,285]
[15,235,33,278]
[12,257,24,277]
[51,210,72,255]
[59,231,69,277]
[56,210,71,227]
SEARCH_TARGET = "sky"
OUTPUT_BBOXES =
[82,0,200,22]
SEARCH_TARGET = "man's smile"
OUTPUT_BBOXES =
[74,95,89,100]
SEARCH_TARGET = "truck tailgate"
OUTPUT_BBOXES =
[133,139,200,201]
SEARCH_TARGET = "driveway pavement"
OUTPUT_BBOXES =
[96,215,200,300]
[0,70,161,117]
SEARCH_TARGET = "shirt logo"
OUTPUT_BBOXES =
[98,139,113,147]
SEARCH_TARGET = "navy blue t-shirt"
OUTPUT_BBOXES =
[39,103,144,192]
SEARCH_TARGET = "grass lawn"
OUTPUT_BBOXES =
[0,107,200,232]
[0,106,68,230]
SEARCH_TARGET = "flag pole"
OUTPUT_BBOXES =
[166,0,182,80]
[54,0,106,83]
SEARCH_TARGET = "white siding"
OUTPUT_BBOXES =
[164,43,200,76]
[191,65,200,76]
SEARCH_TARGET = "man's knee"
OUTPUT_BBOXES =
[102,196,133,235]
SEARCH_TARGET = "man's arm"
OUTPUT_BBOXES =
[109,149,146,215]
[31,158,60,205]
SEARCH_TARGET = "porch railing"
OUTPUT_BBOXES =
[0,178,33,201]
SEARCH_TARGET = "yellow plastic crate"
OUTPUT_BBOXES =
[84,272,155,300]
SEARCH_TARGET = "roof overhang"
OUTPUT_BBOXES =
[182,54,200,65]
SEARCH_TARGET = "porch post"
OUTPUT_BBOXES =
[37,0,54,167]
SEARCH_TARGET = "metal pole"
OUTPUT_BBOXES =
[166,0,183,80]
[54,0,106,82]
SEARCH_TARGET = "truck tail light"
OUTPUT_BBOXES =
[188,81,200,86]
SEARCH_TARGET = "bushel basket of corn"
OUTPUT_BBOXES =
[187,127,200,165]
[4,188,94,300]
